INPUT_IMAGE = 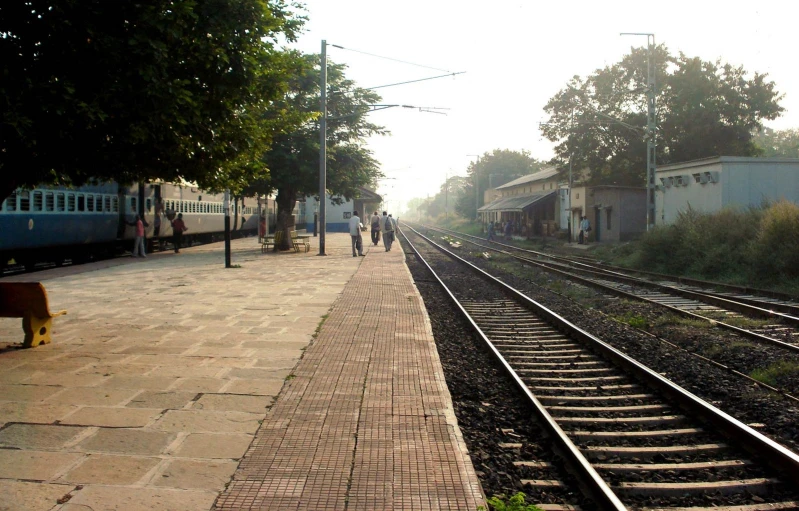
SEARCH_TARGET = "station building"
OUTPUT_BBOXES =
[478,167,560,236]
[478,167,647,242]
[655,157,799,225]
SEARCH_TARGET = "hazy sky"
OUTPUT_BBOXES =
[290,0,799,210]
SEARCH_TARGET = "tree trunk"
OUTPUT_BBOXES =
[275,188,296,251]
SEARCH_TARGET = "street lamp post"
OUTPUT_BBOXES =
[621,32,657,230]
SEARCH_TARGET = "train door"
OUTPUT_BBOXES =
[116,183,127,239]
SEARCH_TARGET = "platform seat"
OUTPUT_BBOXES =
[0,282,67,347]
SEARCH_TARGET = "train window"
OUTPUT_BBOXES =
[104,196,111,212]
[56,193,65,212]
[87,195,94,212]
[44,192,54,212]
[111,196,119,212]
[19,191,30,211]
[5,192,16,211]
[77,194,85,212]
[130,197,137,213]
[32,191,43,211]
[146,198,152,212]
[67,194,76,212]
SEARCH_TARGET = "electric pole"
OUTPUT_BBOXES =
[318,40,327,255]
[622,32,657,230]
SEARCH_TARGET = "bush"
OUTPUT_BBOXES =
[752,200,799,279]
[630,202,798,287]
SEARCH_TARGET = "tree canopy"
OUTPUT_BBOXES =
[1,0,306,201]
[245,53,386,229]
[752,127,799,158]
[455,149,546,219]
[541,46,784,186]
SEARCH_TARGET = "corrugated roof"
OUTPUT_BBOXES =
[495,167,560,190]
[478,190,556,212]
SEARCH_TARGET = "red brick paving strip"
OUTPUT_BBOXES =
[214,246,485,510]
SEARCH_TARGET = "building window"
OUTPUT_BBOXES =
[343,212,351,219]
[606,209,612,230]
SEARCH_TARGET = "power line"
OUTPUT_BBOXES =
[330,44,452,73]
[366,71,466,91]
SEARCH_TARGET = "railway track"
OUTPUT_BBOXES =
[400,224,799,510]
[413,224,799,352]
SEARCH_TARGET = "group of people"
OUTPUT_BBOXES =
[485,221,515,242]
[127,213,189,258]
[349,210,396,257]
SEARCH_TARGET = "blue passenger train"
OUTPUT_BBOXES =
[0,182,260,270]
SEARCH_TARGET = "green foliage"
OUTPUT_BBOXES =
[750,361,799,387]
[541,46,784,186]
[614,313,649,330]
[752,127,799,158]
[1,0,307,200]
[624,201,799,289]
[478,492,543,511]
[751,200,799,279]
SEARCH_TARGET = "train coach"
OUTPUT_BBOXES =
[0,181,259,270]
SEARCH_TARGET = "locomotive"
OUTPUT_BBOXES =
[0,181,261,270]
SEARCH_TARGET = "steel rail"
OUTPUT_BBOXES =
[402,224,799,487]
[415,224,799,353]
[398,226,628,511]
[424,224,799,308]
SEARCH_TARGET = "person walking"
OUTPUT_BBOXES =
[171,213,188,253]
[349,211,365,257]
[486,222,495,241]
[370,211,381,246]
[126,214,149,258]
[579,216,591,244]
[504,220,513,241]
[381,211,394,251]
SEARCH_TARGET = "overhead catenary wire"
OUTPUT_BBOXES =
[329,44,452,73]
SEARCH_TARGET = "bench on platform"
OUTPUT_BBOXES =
[0,282,67,347]
[262,231,284,253]
[291,231,310,253]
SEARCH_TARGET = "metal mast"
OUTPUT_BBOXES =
[645,34,657,230]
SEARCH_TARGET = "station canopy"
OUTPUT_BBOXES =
[477,190,556,213]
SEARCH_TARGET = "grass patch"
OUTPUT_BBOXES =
[652,314,713,329]
[750,361,799,387]
[480,492,543,511]
[613,312,649,330]
[719,316,773,329]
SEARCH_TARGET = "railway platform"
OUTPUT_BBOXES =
[0,233,484,510]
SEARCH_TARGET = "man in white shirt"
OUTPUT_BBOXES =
[349,211,365,257]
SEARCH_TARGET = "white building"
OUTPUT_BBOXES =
[655,157,799,225]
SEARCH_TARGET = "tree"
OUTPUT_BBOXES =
[1,0,306,201]
[244,53,385,249]
[541,46,784,186]
[752,127,799,158]
[457,149,546,219]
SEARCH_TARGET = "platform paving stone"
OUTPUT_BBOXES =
[214,237,485,510]
[59,454,161,485]
[0,481,74,511]
[0,235,361,510]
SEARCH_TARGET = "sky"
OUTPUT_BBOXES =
[288,0,799,212]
